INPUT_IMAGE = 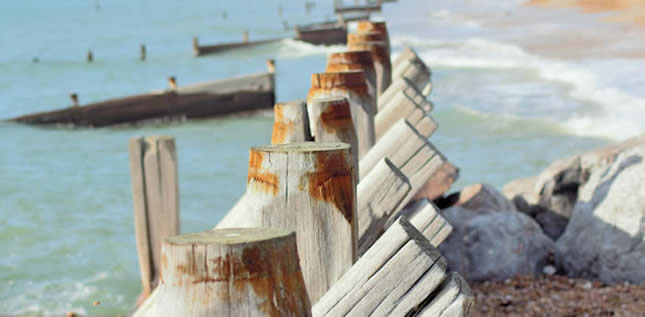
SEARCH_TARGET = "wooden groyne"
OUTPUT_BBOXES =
[192,35,284,57]
[7,70,275,127]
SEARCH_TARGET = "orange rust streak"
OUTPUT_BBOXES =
[320,101,352,132]
[271,105,295,144]
[248,150,280,195]
[307,151,354,223]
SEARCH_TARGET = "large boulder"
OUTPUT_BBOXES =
[440,206,561,282]
[456,183,516,212]
[556,144,645,284]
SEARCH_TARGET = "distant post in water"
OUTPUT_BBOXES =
[167,76,177,91]
[155,228,312,317]
[308,71,376,158]
[266,58,276,73]
[271,100,312,144]
[140,44,146,61]
[192,37,199,56]
[69,93,79,107]
[87,50,93,63]
[243,30,249,43]
[128,136,180,300]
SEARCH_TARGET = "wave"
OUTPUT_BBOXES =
[391,35,645,140]
[277,38,346,58]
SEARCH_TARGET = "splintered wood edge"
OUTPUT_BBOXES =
[396,216,442,261]
[276,99,306,108]
[165,228,294,246]
[309,96,349,106]
[252,142,350,153]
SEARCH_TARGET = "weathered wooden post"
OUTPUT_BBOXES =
[378,63,432,112]
[167,76,177,91]
[140,44,146,62]
[266,59,276,73]
[154,228,312,317]
[356,21,390,54]
[271,100,312,144]
[69,93,79,107]
[308,71,375,158]
[347,34,391,96]
[313,217,452,316]
[375,80,436,140]
[192,37,199,56]
[128,136,180,300]
[243,30,249,43]
[326,51,377,101]
[398,199,453,247]
[307,97,359,179]
[87,50,94,63]
[219,142,357,303]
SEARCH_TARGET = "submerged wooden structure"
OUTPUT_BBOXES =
[7,71,275,127]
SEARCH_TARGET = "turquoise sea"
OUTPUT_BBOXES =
[2,0,644,315]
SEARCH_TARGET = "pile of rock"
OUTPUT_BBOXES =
[435,134,645,285]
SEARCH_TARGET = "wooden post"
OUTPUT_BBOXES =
[140,44,146,61]
[392,46,431,80]
[313,216,449,316]
[154,228,311,317]
[308,72,375,159]
[413,162,460,201]
[398,199,453,247]
[243,30,249,42]
[168,76,177,91]
[378,64,431,112]
[356,21,389,54]
[69,93,79,107]
[87,50,93,63]
[266,59,276,73]
[417,273,473,317]
[347,36,391,96]
[128,136,180,300]
[219,142,357,303]
[375,80,436,140]
[307,97,359,179]
[326,50,377,101]
[271,100,312,144]
[192,37,199,56]
[357,158,411,255]
[154,228,312,317]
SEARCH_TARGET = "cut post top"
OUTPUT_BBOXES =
[164,227,294,246]
[356,20,388,33]
[327,50,374,67]
[311,71,367,89]
[252,142,350,153]
[347,32,387,44]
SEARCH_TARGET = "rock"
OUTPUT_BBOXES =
[556,144,645,284]
[533,206,569,240]
[455,183,516,212]
[543,265,556,275]
[413,161,459,201]
[440,206,560,282]
[503,176,539,205]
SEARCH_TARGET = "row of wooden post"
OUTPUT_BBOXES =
[81,44,147,63]
[129,19,470,317]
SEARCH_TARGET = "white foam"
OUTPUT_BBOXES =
[277,39,345,58]
[391,35,645,140]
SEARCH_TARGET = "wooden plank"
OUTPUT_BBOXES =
[378,66,431,112]
[417,273,473,317]
[357,158,411,256]
[128,136,180,302]
[402,199,453,247]
[295,23,347,46]
[193,38,284,56]
[155,228,311,316]
[271,100,312,144]
[375,79,436,140]
[313,217,448,316]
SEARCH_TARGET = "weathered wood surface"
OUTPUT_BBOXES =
[400,199,453,247]
[356,21,389,55]
[271,100,312,144]
[308,72,375,158]
[334,4,382,14]
[128,136,180,300]
[326,51,377,101]
[417,273,473,317]
[313,216,449,316]
[218,143,357,303]
[375,78,436,140]
[413,161,460,201]
[193,37,284,56]
[307,97,359,179]
[357,158,411,256]
[347,39,392,96]
[378,64,431,112]
[154,228,312,317]
[7,72,276,127]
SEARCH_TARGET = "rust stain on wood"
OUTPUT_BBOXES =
[306,151,354,223]
[357,21,387,34]
[247,151,279,195]
[271,104,294,144]
[319,100,352,132]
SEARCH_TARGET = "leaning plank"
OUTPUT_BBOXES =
[308,72,376,158]
[357,158,411,256]
[400,199,453,247]
[312,217,448,316]
[375,79,436,140]
[417,273,473,317]
[219,143,357,303]
[128,136,180,300]
[392,46,431,80]
[271,100,312,144]
[378,65,431,112]
[154,228,311,316]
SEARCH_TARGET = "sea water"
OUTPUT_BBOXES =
[1,0,643,315]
